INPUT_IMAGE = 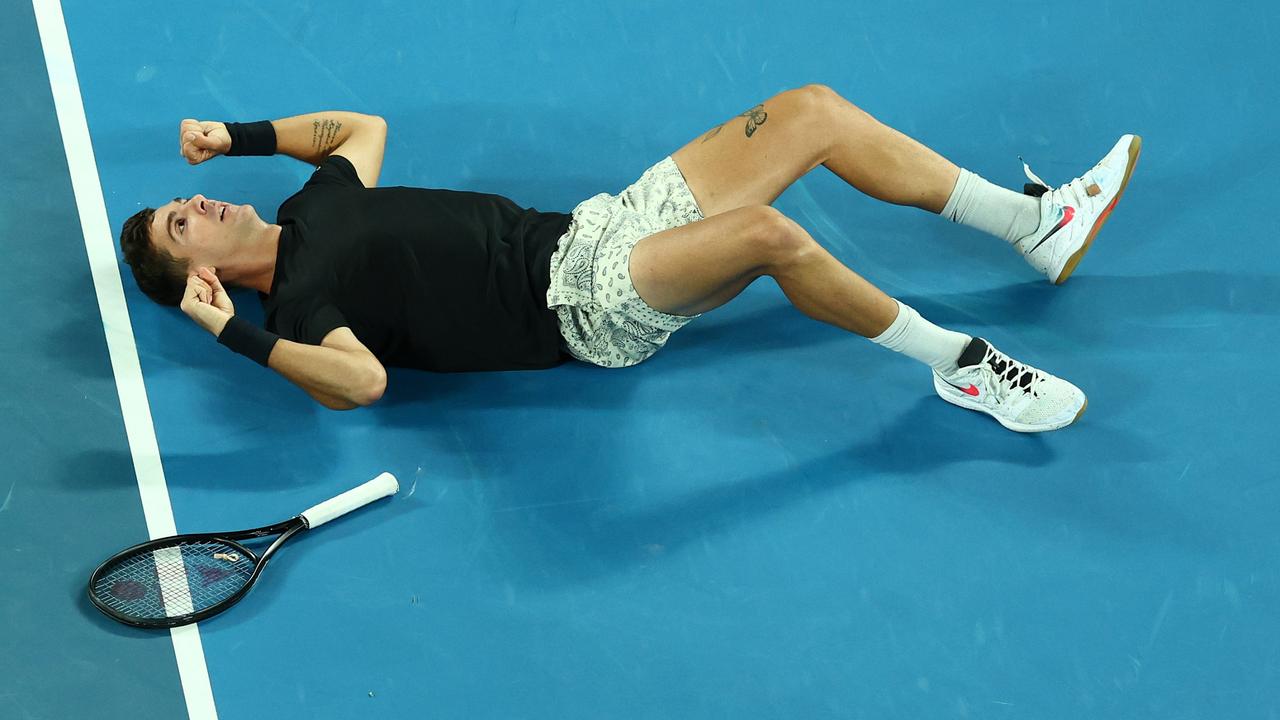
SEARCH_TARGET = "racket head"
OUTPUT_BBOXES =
[88,535,266,628]
[86,474,395,629]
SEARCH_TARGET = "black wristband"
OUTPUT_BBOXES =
[217,316,280,367]
[223,120,277,157]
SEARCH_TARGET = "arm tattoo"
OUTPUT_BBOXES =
[700,103,769,143]
[700,124,725,143]
[311,118,344,154]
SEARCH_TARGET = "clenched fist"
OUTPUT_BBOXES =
[179,119,231,165]
[180,266,236,336]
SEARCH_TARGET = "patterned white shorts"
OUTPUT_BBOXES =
[547,156,706,368]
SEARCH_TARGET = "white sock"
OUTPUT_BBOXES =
[942,168,1042,244]
[870,300,971,376]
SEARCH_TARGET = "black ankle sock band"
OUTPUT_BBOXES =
[956,337,988,367]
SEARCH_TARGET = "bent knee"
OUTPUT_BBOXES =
[791,83,843,111]
[785,83,869,121]
[749,206,817,271]
[798,83,839,102]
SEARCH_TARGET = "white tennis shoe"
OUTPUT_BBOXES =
[933,338,1087,432]
[1015,134,1143,285]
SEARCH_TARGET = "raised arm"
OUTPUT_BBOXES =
[270,112,387,187]
[179,111,388,187]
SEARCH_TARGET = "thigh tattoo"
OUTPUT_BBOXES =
[700,103,769,143]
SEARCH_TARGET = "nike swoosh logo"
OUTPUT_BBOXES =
[1027,205,1076,254]
[941,379,981,397]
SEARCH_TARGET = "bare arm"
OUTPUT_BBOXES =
[268,327,387,410]
[180,111,388,187]
[270,112,387,187]
[182,268,386,410]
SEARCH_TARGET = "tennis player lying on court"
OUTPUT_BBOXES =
[119,85,1140,431]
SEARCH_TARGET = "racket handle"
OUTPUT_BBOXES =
[301,472,400,528]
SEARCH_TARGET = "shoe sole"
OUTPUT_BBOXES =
[1053,134,1143,285]
[933,378,1089,433]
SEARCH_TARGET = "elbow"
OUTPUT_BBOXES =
[350,362,387,407]
[366,114,387,136]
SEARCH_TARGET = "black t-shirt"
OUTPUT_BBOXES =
[261,155,572,372]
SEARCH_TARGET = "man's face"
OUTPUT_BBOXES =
[148,194,264,270]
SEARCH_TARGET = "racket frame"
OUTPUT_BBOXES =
[87,472,398,628]
[87,516,309,629]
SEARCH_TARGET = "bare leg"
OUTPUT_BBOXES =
[629,205,898,338]
[671,84,961,218]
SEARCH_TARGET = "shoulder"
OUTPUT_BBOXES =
[278,155,364,217]
[308,155,363,188]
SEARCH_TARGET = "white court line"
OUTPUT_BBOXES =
[153,547,197,617]
[30,2,219,719]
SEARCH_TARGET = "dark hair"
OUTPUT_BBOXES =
[119,207,188,306]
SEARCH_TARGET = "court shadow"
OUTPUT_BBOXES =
[372,359,649,420]
[56,447,327,492]
[899,270,1280,341]
[39,311,117,381]
[661,300,849,362]
[933,457,1223,555]
[484,397,1060,588]
[480,386,1195,590]
[54,449,139,492]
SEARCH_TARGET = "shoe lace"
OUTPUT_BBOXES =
[1020,157,1052,192]
[981,344,1045,402]
[1020,156,1098,207]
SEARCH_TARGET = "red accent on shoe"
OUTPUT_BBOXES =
[944,377,982,397]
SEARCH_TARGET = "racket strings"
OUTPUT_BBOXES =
[92,540,256,619]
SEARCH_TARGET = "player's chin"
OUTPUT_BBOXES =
[235,204,264,229]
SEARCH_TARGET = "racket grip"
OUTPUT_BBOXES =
[301,472,399,528]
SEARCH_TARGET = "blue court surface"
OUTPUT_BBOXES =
[4,0,1278,718]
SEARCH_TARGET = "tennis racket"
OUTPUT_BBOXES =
[87,472,399,629]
